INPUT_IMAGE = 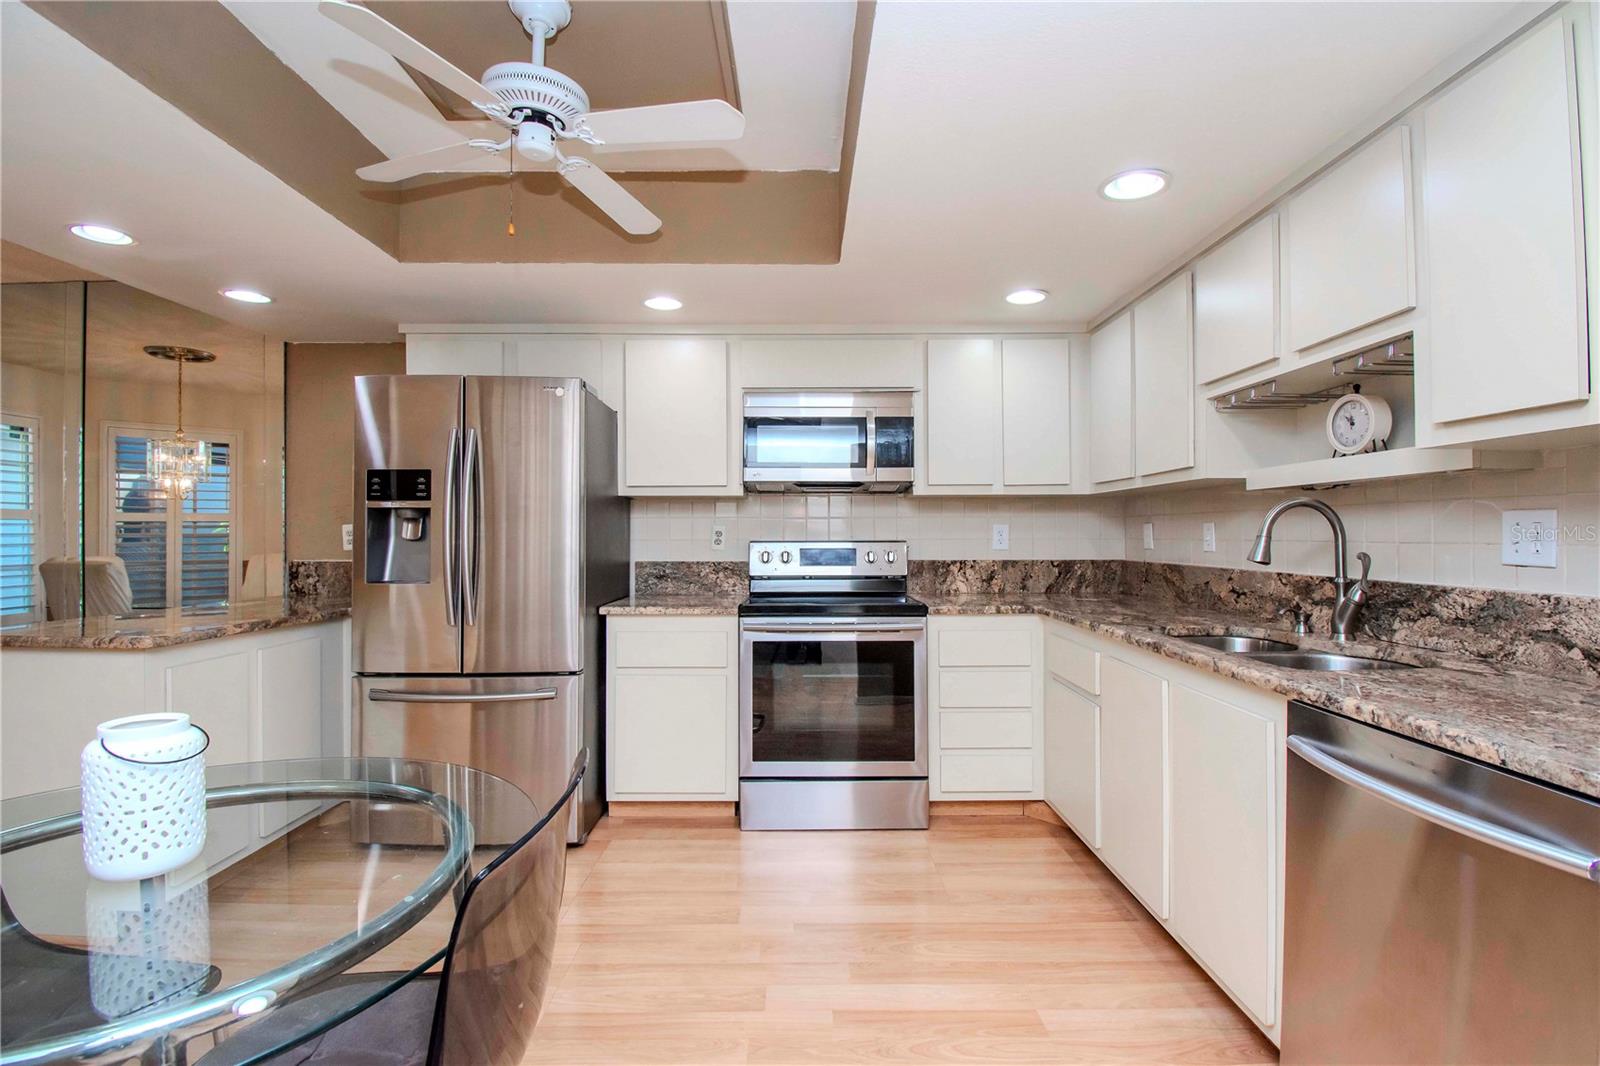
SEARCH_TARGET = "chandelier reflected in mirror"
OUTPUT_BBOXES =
[143,346,216,498]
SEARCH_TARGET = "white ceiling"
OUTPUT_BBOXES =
[223,0,857,173]
[1,1,1528,340]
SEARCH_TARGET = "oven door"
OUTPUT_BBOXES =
[740,618,927,778]
[742,413,871,487]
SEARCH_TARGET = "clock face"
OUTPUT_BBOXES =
[1330,398,1372,450]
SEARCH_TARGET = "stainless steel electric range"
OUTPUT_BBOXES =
[738,541,929,831]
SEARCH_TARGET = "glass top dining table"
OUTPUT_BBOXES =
[0,757,542,1066]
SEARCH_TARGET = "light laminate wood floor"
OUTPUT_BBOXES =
[526,809,1278,1065]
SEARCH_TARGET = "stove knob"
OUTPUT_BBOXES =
[865,550,876,564]
[886,550,897,564]
[780,550,792,564]
[759,550,772,564]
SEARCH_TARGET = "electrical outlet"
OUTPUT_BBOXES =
[1202,522,1217,553]
[1502,509,1558,568]
[711,523,727,551]
[341,524,353,552]
[991,524,1010,551]
[1142,522,1155,551]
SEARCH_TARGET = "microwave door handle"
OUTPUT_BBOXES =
[443,427,460,627]
[865,413,877,478]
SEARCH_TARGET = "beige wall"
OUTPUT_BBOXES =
[285,342,406,560]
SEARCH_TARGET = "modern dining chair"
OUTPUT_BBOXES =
[197,750,586,1066]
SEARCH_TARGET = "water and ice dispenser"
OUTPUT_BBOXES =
[364,468,432,584]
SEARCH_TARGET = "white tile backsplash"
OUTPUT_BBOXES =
[630,444,1599,595]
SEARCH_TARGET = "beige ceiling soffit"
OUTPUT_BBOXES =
[836,0,874,236]
[397,170,838,264]
[27,1,399,258]
[1,240,109,284]
[370,0,740,123]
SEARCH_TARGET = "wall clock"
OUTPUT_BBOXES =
[1325,391,1393,455]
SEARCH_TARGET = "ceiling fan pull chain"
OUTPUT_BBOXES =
[506,145,516,237]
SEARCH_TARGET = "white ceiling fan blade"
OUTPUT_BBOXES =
[318,0,504,117]
[558,160,662,235]
[582,100,745,146]
[357,140,506,182]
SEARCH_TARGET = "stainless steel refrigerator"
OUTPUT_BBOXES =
[352,375,628,844]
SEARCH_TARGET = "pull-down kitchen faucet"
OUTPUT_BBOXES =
[1248,497,1371,641]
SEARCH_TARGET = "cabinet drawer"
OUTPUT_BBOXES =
[614,628,728,669]
[940,710,1034,749]
[940,753,1035,793]
[937,669,1033,708]
[1045,628,1099,694]
[937,628,1033,667]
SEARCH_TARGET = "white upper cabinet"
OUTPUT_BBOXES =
[1286,125,1416,352]
[622,337,730,491]
[1194,216,1279,385]
[926,338,999,487]
[1089,312,1135,484]
[1423,18,1589,424]
[1001,338,1072,487]
[1133,272,1195,477]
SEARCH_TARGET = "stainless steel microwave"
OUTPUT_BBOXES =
[742,390,914,493]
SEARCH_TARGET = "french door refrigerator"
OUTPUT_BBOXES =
[352,375,627,844]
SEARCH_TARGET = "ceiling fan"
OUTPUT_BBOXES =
[318,0,746,235]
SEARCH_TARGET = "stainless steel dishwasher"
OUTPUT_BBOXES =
[1283,702,1598,1064]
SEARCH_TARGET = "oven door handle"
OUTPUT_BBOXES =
[742,622,925,634]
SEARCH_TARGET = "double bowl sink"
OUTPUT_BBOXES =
[1178,634,1415,672]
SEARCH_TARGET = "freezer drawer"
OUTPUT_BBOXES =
[354,675,580,845]
[1283,703,1599,1064]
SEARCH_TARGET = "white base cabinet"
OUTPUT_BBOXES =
[929,617,1043,799]
[605,615,738,801]
[1041,618,1286,1045]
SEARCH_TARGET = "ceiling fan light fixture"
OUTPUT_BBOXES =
[1005,289,1049,306]
[643,296,683,311]
[221,289,273,304]
[70,223,134,246]
[1101,169,1169,201]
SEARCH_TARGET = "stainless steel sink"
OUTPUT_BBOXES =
[1180,635,1298,653]
[1243,650,1415,672]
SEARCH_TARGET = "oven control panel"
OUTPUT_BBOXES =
[748,540,907,578]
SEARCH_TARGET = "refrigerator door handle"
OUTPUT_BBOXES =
[367,688,559,704]
[443,427,460,628]
[463,426,483,626]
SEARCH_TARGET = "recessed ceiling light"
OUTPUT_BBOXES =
[1005,288,1049,306]
[643,295,683,311]
[1101,169,1169,201]
[221,289,272,304]
[69,223,134,246]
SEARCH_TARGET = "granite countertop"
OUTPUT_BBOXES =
[924,593,1600,800]
[0,598,351,651]
[600,593,744,616]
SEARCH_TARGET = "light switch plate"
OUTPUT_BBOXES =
[1142,523,1155,551]
[711,523,727,551]
[1202,522,1217,553]
[1502,509,1558,568]
[991,524,1010,551]
[341,524,353,552]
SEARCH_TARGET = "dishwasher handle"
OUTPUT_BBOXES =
[1288,735,1600,883]
[368,688,558,704]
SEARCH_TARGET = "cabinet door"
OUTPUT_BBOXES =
[1133,272,1194,477]
[623,338,728,488]
[1001,338,1071,486]
[256,635,325,836]
[1089,312,1135,483]
[612,672,731,795]
[1286,126,1415,351]
[1044,675,1099,847]
[1169,685,1276,1025]
[926,338,998,487]
[405,337,505,375]
[1098,657,1167,916]
[1424,18,1588,424]
[1194,215,1278,384]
